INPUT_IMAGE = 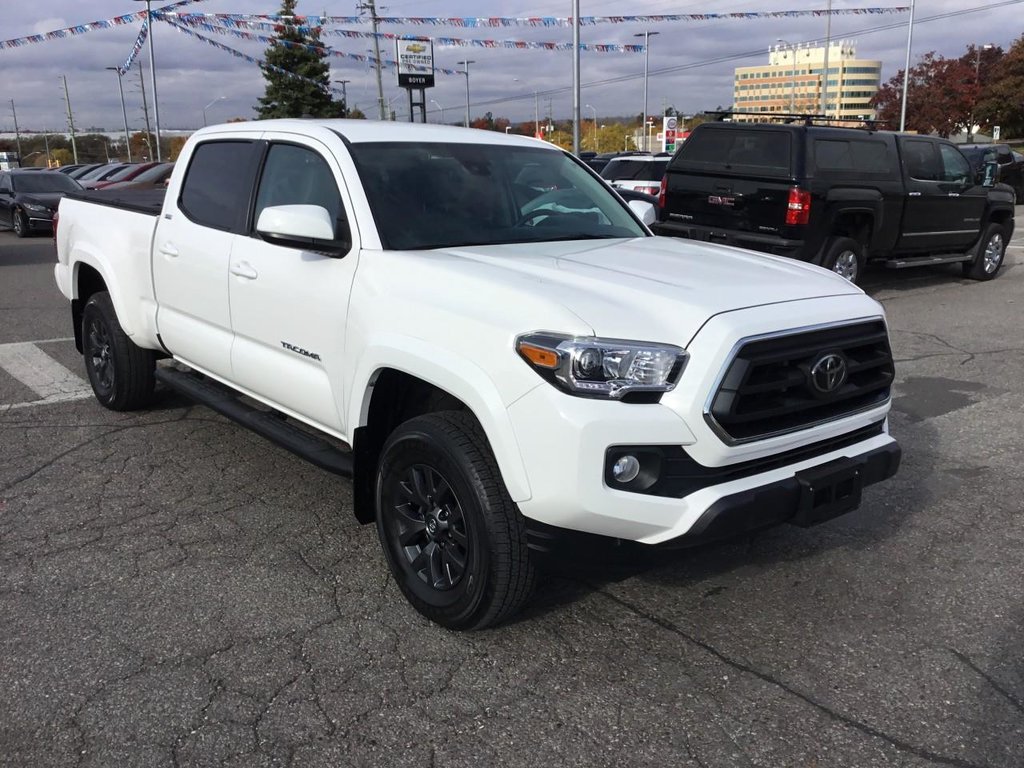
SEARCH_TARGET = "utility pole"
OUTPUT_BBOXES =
[634,31,659,151]
[571,0,581,155]
[139,64,153,159]
[899,0,916,132]
[43,131,51,167]
[357,0,386,120]
[334,79,351,116]
[61,75,79,164]
[458,60,475,127]
[133,0,162,160]
[9,101,22,159]
[107,67,133,161]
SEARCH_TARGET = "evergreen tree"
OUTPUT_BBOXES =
[256,0,345,119]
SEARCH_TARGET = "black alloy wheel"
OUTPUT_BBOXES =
[387,463,469,591]
[375,411,536,630]
[85,313,115,398]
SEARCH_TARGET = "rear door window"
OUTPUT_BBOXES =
[813,138,891,174]
[902,139,941,182]
[601,160,669,181]
[179,140,261,232]
[671,128,792,177]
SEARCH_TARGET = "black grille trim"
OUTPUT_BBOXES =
[706,320,894,444]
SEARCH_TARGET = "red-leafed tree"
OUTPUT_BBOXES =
[976,35,1024,138]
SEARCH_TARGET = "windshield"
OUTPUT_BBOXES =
[601,159,669,181]
[13,173,83,194]
[349,142,647,250]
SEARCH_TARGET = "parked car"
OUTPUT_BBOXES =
[65,163,106,180]
[583,150,649,174]
[101,162,174,191]
[958,143,1024,199]
[56,164,86,175]
[79,163,136,189]
[601,155,670,197]
[654,120,1014,283]
[89,161,162,190]
[0,169,83,236]
[56,119,900,629]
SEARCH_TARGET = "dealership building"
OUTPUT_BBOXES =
[732,41,882,123]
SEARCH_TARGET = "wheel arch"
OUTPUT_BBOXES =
[347,347,534,525]
[71,261,110,353]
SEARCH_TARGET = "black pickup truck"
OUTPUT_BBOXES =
[652,122,1015,283]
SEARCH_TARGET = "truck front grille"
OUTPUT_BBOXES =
[707,320,894,443]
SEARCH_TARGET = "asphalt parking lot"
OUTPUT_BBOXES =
[2,224,1023,768]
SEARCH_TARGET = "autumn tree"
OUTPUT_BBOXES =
[976,34,1024,138]
[257,0,344,119]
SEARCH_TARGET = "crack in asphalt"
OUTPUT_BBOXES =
[949,649,1024,717]
[594,587,994,768]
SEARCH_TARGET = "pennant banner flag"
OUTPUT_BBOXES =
[161,7,909,28]
[119,19,150,75]
[169,15,644,52]
[0,0,204,53]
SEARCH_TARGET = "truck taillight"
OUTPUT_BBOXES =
[658,176,667,209]
[785,188,811,226]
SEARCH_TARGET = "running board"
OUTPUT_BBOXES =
[154,365,353,477]
[885,253,972,269]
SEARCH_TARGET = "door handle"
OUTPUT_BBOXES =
[908,191,922,197]
[947,192,960,197]
[230,261,259,280]
[159,243,179,257]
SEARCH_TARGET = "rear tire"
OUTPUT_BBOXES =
[962,223,1006,281]
[821,236,865,284]
[82,291,156,411]
[375,411,536,630]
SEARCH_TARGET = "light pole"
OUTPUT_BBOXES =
[202,96,226,127]
[777,39,798,112]
[458,60,475,128]
[513,78,540,137]
[61,75,79,164]
[634,31,659,151]
[133,0,161,160]
[899,0,916,131]
[585,103,598,152]
[106,67,132,161]
[571,0,581,155]
[972,43,994,137]
[9,100,21,159]
[334,79,351,115]
[430,99,445,123]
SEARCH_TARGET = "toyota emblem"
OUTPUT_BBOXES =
[809,352,848,394]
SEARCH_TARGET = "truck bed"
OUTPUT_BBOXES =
[64,187,166,217]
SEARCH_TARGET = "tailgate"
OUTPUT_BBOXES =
[663,171,793,233]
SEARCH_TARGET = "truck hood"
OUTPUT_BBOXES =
[423,236,863,345]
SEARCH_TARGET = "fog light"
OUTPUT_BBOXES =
[612,454,641,483]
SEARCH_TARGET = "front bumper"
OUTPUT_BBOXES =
[508,379,898,545]
[25,211,55,232]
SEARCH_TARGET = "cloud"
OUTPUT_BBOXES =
[0,0,1016,133]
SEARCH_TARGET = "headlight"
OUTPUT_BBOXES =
[23,203,49,213]
[516,332,687,400]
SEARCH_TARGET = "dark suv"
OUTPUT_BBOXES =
[653,120,1014,283]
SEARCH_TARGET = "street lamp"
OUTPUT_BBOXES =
[132,0,162,161]
[430,98,445,124]
[202,96,227,127]
[105,67,132,161]
[634,31,659,151]
[777,39,798,112]
[457,60,475,128]
[973,43,995,137]
[585,103,598,152]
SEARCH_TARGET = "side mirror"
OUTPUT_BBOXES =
[256,204,348,255]
[628,198,657,226]
[981,159,998,188]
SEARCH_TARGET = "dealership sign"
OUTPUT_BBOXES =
[396,38,435,89]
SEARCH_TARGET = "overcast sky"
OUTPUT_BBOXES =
[0,0,1016,133]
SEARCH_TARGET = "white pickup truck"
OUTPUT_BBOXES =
[55,120,901,629]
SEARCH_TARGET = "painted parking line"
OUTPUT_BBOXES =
[0,340,92,412]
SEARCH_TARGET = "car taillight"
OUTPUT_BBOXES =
[658,176,667,208]
[785,187,811,226]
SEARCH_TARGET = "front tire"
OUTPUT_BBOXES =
[375,411,536,630]
[962,223,1006,281]
[12,208,28,238]
[821,236,865,284]
[82,291,156,411]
